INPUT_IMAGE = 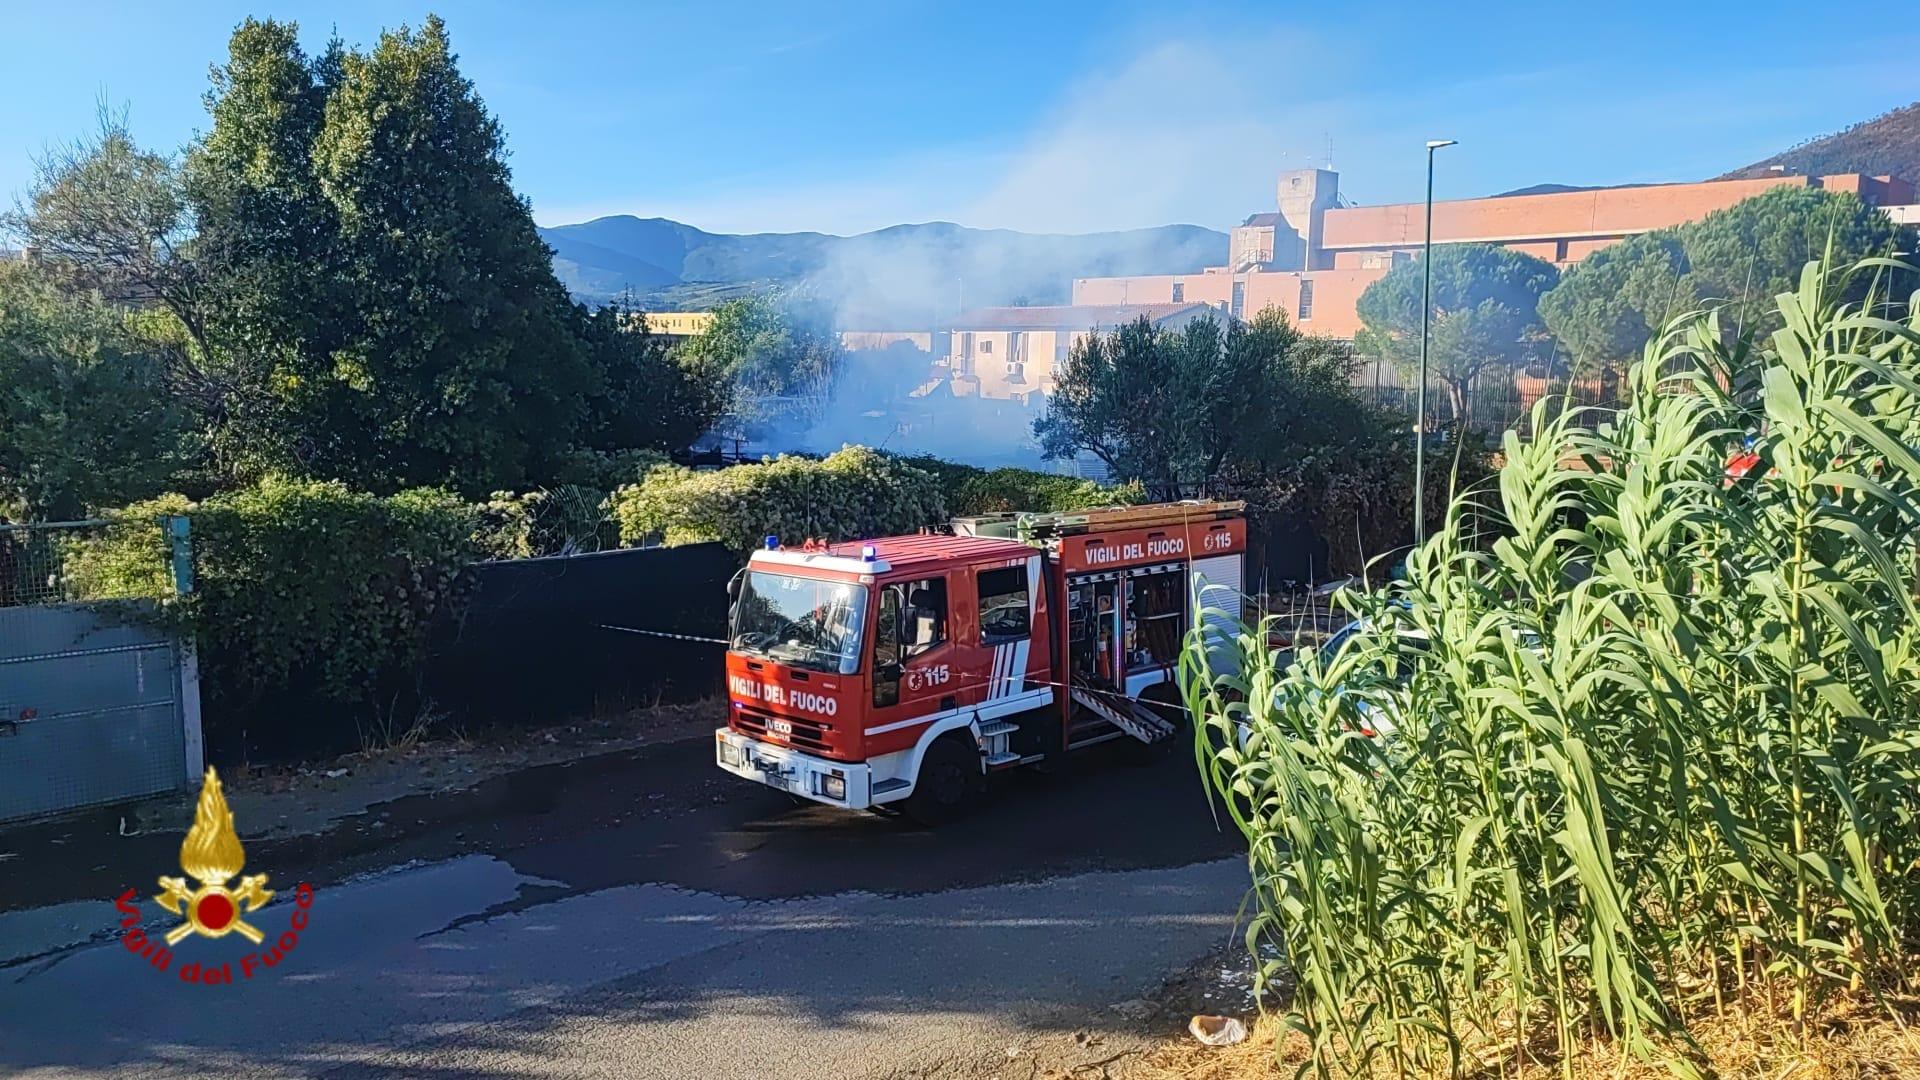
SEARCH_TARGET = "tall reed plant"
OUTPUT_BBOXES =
[1182,256,1920,1078]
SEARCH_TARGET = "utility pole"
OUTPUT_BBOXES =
[1415,139,1456,548]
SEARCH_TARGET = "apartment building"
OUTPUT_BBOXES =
[944,303,1218,402]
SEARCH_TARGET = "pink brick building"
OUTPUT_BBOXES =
[1074,168,1916,339]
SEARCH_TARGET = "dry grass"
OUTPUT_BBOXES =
[1141,993,1920,1080]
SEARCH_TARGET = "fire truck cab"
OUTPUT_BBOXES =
[714,500,1245,822]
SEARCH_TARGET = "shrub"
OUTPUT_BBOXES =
[893,454,1145,516]
[610,445,946,551]
[70,476,479,756]
[1184,259,1920,1076]
[60,493,195,601]
[547,447,669,491]
[474,485,616,560]
[948,468,1145,516]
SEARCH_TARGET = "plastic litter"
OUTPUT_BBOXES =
[1188,1014,1247,1046]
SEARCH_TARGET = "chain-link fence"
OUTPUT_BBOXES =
[1353,356,1623,439]
[0,519,110,607]
[0,516,188,608]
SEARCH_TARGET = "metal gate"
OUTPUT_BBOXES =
[0,519,202,822]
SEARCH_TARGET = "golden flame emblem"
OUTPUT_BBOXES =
[155,767,273,945]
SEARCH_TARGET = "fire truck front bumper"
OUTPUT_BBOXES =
[714,728,876,810]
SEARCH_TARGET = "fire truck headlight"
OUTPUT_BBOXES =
[718,737,743,767]
[821,773,847,800]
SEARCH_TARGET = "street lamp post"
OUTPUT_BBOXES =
[1414,138,1456,549]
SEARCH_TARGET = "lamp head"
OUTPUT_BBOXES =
[1426,139,1458,150]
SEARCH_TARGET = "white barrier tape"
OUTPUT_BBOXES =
[600,623,731,646]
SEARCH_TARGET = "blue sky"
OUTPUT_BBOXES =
[4,2,1915,236]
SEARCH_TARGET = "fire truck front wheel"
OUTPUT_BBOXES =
[902,733,982,825]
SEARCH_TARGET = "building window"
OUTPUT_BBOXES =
[873,577,948,708]
[980,339,993,355]
[876,578,948,660]
[1231,280,1246,319]
[1171,281,1185,302]
[1555,239,1570,262]
[977,566,1030,643]
[1298,280,1314,321]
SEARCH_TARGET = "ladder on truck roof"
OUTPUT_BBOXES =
[954,499,1244,542]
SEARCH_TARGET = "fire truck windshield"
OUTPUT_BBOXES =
[730,571,868,675]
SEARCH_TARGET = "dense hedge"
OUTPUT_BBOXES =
[68,476,479,757]
[474,485,617,560]
[894,454,1145,516]
[950,468,1145,516]
[62,448,1145,758]
[609,445,947,551]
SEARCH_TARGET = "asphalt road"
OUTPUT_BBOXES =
[0,735,1250,1079]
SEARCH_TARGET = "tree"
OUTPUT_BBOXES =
[1233,325,1378,463]
[1039,307,1473,569]
[1355,243,1558,424]
[681,292,843,442]
[1,110,252,431]
[1538,230,1691,401]
[576,302,727,453]
[1036,308,1356,498]
[10,15,726,499]
[1680,185,1910,331]
[201,17,598,491]
[1539,187,1913,396]
[5,109,201,342]
[1037,315,1210,496]
[0,262,188,519]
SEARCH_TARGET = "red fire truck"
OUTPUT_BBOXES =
[714,500,1246,821]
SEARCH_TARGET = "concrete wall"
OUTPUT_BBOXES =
[1319,175,1815,261]
[1228,222,1274,269]
[1075,268,1381,338]
[948,310,1219,401]
[1070,274,1235,308]
[950,330,1048,402]
[1330,250,1412,270]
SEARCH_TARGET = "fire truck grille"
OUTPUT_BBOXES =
[733,707,835,755]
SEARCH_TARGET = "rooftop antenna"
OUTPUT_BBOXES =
[1324,132,1334,170]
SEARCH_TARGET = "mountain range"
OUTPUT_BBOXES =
[537,217,1226,324]
[1718,100,1920,182]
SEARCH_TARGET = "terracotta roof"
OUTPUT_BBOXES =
[951,302,1218,331]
